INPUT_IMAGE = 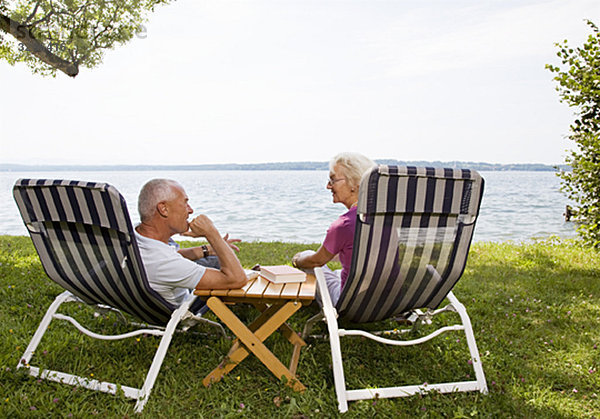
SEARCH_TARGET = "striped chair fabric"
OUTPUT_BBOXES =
[337,165,484,323]
[13,179,176,325]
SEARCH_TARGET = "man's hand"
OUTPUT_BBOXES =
[182,215,217,239]
[182,216,241,253]
[223,233,241,252]
[184,216,247,290]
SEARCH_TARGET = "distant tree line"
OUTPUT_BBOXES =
[0,161,565,172]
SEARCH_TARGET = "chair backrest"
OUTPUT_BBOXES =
[13,179,176,325]
[336,165,484,323]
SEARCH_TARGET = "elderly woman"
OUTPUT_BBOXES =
[292,152,376,305]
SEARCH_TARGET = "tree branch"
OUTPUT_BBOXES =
[23,1,41,24]
[28,10,56,28]
[0,12,78,77]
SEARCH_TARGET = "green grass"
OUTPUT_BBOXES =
[0,235,598,417]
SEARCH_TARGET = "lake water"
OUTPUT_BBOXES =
[0,170,576,244]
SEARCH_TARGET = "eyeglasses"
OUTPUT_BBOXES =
[327,177,346,186]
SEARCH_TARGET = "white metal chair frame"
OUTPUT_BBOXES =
[17,290,224,413]
[307,266,487,412]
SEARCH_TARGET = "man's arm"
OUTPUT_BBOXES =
[186,215,247,290]
[177,234,241,260]
[178,246,204,261]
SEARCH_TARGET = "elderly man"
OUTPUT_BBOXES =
[135,179,247,308]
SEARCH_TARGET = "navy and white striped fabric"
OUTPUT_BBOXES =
[337,166,484,323]
[13,179,176,325]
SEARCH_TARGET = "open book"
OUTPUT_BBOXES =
[259,265,306,283]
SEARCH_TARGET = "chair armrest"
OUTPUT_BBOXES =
[314,267,338,321]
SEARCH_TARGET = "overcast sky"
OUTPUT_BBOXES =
[1,0,598,166]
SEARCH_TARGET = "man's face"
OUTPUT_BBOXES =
[164,185,193,234]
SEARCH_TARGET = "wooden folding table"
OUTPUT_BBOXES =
[194,274,316,391]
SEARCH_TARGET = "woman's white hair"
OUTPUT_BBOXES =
[329,152,376,190]
[138,179,181,222]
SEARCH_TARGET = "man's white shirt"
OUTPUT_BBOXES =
[135,232,206,306]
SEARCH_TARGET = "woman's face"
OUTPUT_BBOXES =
[327,164,356,208]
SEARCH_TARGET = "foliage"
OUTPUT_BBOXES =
[1,236,599,417]
[547,20,600,247]
[0,0,170,77]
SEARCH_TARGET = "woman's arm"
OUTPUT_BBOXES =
[292,245,335,269]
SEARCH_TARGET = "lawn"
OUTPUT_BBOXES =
[0,236,598,417]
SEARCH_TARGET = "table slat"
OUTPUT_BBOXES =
[210,289,230,297]
[280,282,301,298]
[263,281,284,298]
[227,277,256,298]
[298,276,316,300]
[245,275,271,297]
[194,277,255,298]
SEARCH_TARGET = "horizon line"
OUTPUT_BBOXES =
[0,159,563,167]
[0,160,566,172]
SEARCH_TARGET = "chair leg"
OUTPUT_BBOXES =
[180,311,227,336]
[17,291,71,370]
[447,291,488,394]
[326,312,349,412]
[135,294,197,412]
[301,312,324,339]
[313,267,349,412]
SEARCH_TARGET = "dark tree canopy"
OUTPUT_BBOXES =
[547,19,600,247]
[0,0,170,77]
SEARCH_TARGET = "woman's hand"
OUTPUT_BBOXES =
[293,246,335,269]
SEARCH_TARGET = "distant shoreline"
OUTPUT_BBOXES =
[0,160,566,172]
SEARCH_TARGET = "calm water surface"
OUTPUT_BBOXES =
[0,170,576,243]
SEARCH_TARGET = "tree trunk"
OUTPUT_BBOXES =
[0,12,78,77]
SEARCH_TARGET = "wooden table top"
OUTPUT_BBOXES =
[194,274,316,305]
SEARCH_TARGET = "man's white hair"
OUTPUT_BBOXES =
[138,179,181,222]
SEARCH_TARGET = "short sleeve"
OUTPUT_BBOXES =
[323,213,354,255]
[154,255,205,290]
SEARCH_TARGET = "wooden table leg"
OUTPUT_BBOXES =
[203,297,306,391]
[252,303,307,374]
[224,303,283,358]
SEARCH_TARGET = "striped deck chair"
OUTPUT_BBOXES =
[13,179,224,413]
[304,165,488,412]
